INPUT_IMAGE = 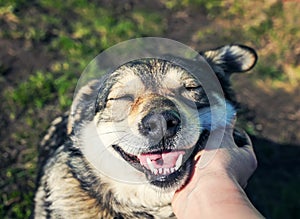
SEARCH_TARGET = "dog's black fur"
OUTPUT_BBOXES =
[34,44,257,219]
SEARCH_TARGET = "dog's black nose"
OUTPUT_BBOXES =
[140,110,181,139]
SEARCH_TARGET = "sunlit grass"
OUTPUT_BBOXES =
[0,1,165,218]
[1,0,299,218]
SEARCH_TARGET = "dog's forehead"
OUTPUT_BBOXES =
[110,59,198,91]
[107,65,146,98]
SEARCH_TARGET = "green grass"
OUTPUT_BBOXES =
[8,72,56,109]
[163,0,223,13]
[1,1,165,218]
[193,0,300,87]
[1,0,300,218]
[2,0,166,120]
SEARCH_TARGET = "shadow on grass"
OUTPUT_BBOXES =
[246,136,300,219]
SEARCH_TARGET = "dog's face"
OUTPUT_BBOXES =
[95,59,207,188]
[69,45,257,202]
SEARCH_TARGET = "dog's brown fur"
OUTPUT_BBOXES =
[34,45,257,218]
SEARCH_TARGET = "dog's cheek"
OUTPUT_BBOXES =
[172,100,201,149]
[105,100,132,122]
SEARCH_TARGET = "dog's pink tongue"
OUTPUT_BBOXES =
[138,151,185,169]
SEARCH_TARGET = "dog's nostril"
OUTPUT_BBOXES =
[140,111,181,139]
[164,111,181,138]
[141,114,162,136]
[166,116,179,128]
[147,121,158,132]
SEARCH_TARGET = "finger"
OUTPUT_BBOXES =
[230,114,237,128]
[223,113,237,133]
[238,132,255,160]
[220,126,238,149]
[241,143,258,170]
[196,127,235,168]
[242,130,253,147]
[222,115,239,142]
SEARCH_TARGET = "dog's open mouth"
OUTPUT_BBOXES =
[138,150,185,175]
[112,145,196,188]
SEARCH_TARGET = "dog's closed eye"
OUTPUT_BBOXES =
[184,85,202,91]
[107,94,134,102]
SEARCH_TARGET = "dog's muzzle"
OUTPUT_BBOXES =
[140,110,181,140]
[112,95,200,188]
[137,110,183,176]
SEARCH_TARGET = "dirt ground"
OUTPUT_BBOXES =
[164,5,300,145]
[0,1,299,218]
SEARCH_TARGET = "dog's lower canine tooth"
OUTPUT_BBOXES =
[146,157,155,172]
[175,154,183,170]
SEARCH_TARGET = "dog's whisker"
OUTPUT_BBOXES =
[97,130,128,135]
[109,133,134,146]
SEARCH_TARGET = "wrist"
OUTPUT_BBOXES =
[194,169,241,196]
[195,156,236,184]
[190,171,262,218]
[173,163,264,219]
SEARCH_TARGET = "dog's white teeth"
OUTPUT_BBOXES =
[159,168,163,174]
[175,154,183,171]
[146,157,155,172]
[146,156,182,175]
[150,167,176,175]
[164,168,170,175]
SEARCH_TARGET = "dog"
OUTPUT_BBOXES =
[34,44,257,218]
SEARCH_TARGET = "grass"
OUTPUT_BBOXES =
[2,0,165,125]
[164,0,223,14]
[191,0,300,87]
[1,1,165,218]
[1,0,299,218]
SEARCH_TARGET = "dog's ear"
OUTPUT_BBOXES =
[67,80,101,134]
[200,44,257,76]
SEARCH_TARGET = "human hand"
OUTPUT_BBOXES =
[196,126,257,188]
[172,126,261,219]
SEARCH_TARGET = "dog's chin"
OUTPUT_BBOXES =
[112,145,199,189]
